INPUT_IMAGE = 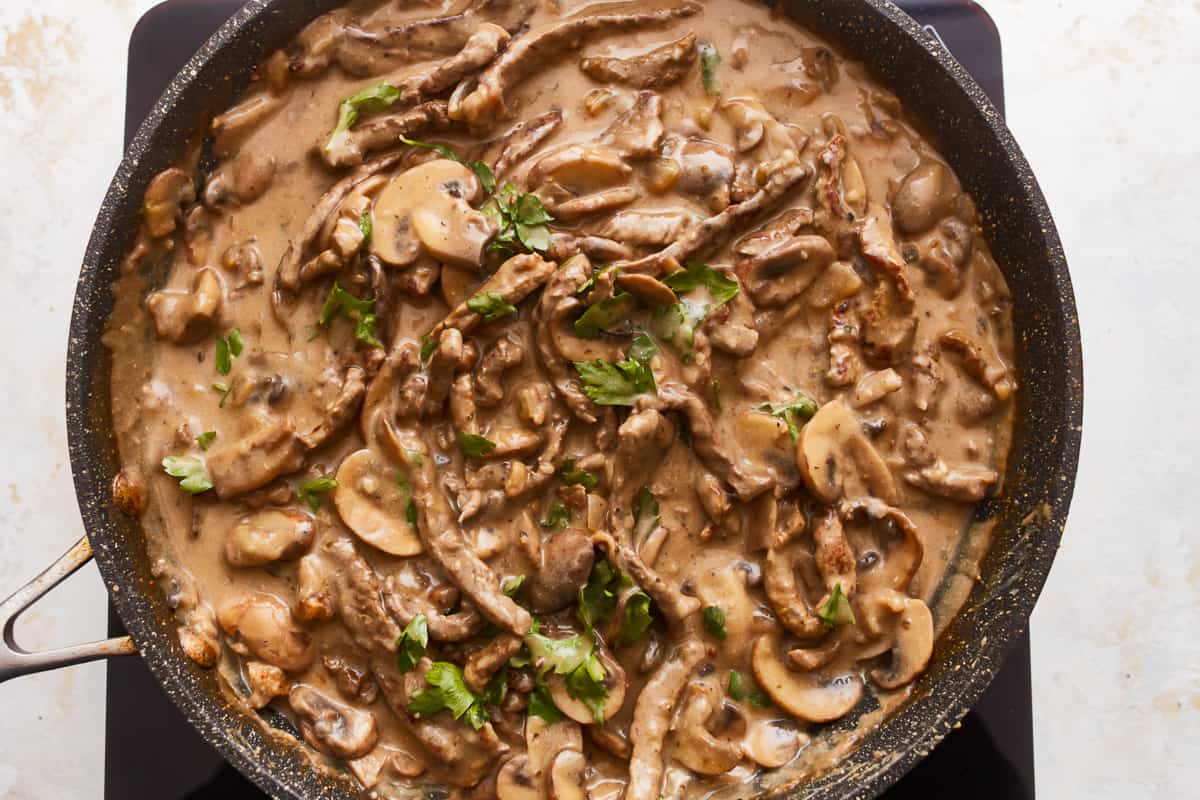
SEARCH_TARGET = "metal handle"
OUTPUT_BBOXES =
[0,536,137,682]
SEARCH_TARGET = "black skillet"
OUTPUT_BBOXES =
[0,1,1082,798]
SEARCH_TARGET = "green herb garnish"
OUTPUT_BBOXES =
[466,291,517,323]
[749,690,773,708]
[758,394,819,442]
[482,183,554,255]
[195,431,216,451]
[616,590,653,646]
[359,212,372,242]
[214,328,243,376]
[816,582,857,628]
[458,431,497,458]
[211,381,234,408]
[574,293,636,339]
[501,575,526,597]
[408,661,488,729]
[419,334,437,362]
[326,81,402,152]
[318,282,381,348]
[558,459,599,490]
[162,455,213,495]
[633,486,660,542]
[573,334,657,407]
[577,559,628,630]
[728,670,746,701]
[296,475,337,512]
[699,42,722,95]
[396,614,429,673]
[540,501,571,531]
[703,605,727,640]
[662,262,739,305]
[527,679,564,722]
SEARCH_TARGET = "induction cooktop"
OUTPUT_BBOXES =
[106,2,1032,797]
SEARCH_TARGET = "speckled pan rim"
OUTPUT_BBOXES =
[65,1,1082,798]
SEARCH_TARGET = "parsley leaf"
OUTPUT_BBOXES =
[525,632,593,675]
[501,575,526,597]
[650,299,708,356]
[480,666,508,708]
[703,605,728,640]
[574,293,636,339]
[573,350,656,406]
[482,183,554,255]
[758,394,820,442]
[419,334,437,362]
[699,41,722,95]
[359,212,372,242]
[528,680,564,723]
[817,582,857,628]
[662,262,739,305]
[397,135,459,162]
[728,669,746,701]
[318,282,381,348]
[162,455,213,494]
[577,559,626,630]
[749,690,773,708]
[195,431,216,451]
[211,381,234,408]
[466,291,517,323]
[214,329,243,375]
[566,652,609,723]
[458,431,497,458]
[616,590,653,646]
[633,487,660,542]
[406,498,419,528]
[296,475,337,512]
[396,614,428,673]
[627,331,657,363]
[540,501,571,531]
[558,459,599,490]
[326,81,402,153]
[408,661,488,729]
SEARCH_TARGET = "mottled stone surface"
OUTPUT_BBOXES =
[0,1,1196,798]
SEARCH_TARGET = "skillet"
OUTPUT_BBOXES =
[0,1,1082,797]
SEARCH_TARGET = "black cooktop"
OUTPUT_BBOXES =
[107,2,1031,797]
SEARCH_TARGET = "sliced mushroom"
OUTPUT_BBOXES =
[547,646,626,724]
[807,260,864,310]
[751,635,862,723]
[527,527,594,613]
[146,268,223,344]
[868,592,934,690]
[217,592,314,672]
[143,167,195,238]
[289,684,379,760]
[670,683,743,775]
[496,755,541,800]
[372,159,497,268]
[528,144,632,192]
[548,749,587,800]
[796,398,898,504]
[225,508,316,567]
[741,719,803,769]
[333,448,423,556]
[736,233,834,308]
[840,498,923,595]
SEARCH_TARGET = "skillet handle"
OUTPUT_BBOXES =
[0,536,137,683]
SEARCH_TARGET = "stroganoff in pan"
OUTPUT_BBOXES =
[105,0,1016,797]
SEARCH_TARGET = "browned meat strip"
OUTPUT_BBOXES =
[430,253,556,341]
[531,254,598,422]
[625,638,706,800]
[464,633,524,693]
[594,532,700,624]
[492,108,565,177]
[453,2,703,125]
[324,100,455,169]
[580,33,697,89]
[325,537,402,653]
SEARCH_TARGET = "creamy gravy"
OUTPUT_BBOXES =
[104,0,1016,797]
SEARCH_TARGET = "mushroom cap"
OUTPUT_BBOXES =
[372,159,496,268]
[217,592,314,672]
[527,144,632,192]
[333,448,423,557]
[225,508,315,567]
[547,647,627,724]
[548,749,587,800]
[751,634,862,724]
[892,161,956,236]
[796,398,897,504]
[289,684,379,760]
[670,682,744,775]
[741,719,804,769]
[496,755,541,800]
[868,592,934,690]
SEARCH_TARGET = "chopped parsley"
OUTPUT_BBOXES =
[817,582,857,628]
[359,212,372,243]
[466,291,517,323]
[326,81,402,153]
[565,652,609,723]
[633,486,660,542]
[211,381,234,408]
[482,183,554,255]
[728,670,746,701]
[574,293,636,339]
[702,605,728,640]
[501,575,526,597]
[419,333,437,362]
[214,328,243,376]
[749,690,773,709]
[161,455,213,495]
[573,333,657,407]
[758,393,820,442]
[296,475,337,513]
[195,431,216,451]
[662,261,740,305]
[458,431,497,458]
[577,559,629,630]
[616,590,653,646]
[396,471,419,528]
[653,262,740,357]
[318,281,381,348]
[540,501,571,531]
[527,679,564,723]
[558,459,599,490]
[408,661,488,730]
[524,631,610,724]
[396,614,428,673]
[699,41,722,95]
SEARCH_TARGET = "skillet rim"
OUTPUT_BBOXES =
[66,1,1082,798]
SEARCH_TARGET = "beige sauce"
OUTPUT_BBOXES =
[104,0,1016,797]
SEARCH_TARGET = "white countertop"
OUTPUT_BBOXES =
[1,1,1197,797]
